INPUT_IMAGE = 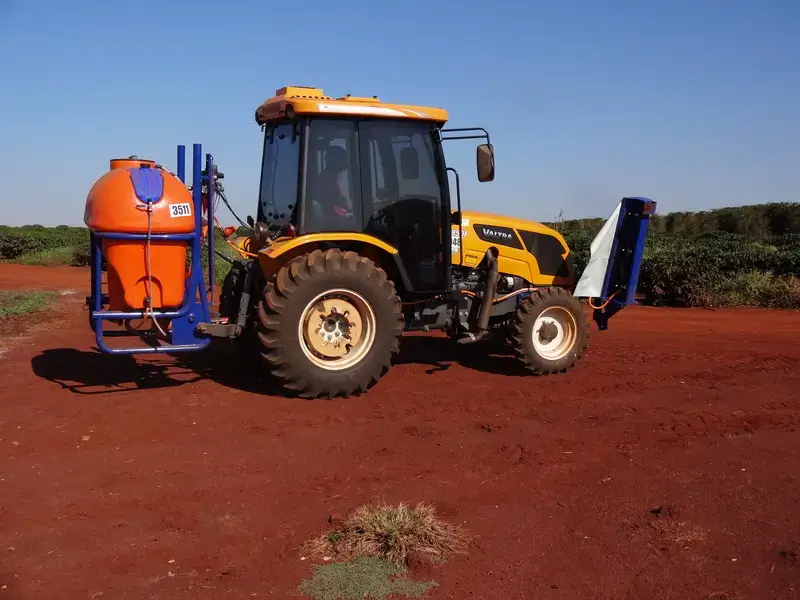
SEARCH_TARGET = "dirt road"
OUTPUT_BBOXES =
[1,265,799,599]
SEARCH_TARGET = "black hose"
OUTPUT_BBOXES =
[216,186,252,231]
[214,249,234,264]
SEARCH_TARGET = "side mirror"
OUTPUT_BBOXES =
[476,143,495,182]
[400,146,419,180]
[247,215,255,228]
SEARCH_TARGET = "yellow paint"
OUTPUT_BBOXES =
[255,86,449,125]
[227,234,258,259]
[256,232,400,282]
[262,232,398,258]
[452,211,573,286]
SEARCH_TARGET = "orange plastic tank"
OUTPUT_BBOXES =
[84,164,195,311]
[109,156,156,170]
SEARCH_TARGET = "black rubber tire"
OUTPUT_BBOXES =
[219,261,245,321]
[256,248,404,398]
[511,287,589,374]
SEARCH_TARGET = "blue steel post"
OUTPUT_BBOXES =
[191,144,210,319]
[206,153,215,307]
[177,145,186,183]
[192,143,203,302]
[89,230,97,304]
[91,231,105,345]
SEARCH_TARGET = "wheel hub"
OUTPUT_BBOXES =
[538,321,559,343]
[314,307,354,349]
[532,306,577,361]
[299,290,375,371]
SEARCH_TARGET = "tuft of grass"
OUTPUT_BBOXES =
[297,556,436,600]
[0,291,57,318]
[304,502,470,566]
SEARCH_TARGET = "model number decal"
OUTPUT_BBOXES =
[169,203,192,218]
[451,228,468,247]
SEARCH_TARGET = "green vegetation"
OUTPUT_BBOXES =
[298,502,462,600]
[298,557,437,600]
[0,225,90,266]
[551,202,800,308]
[0,224,234,284]
[2,202,799,308]
[0,291,57,318]
[551,201,800,238]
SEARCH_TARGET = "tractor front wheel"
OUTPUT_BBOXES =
[256,249,404,398]
[511,287,588,374]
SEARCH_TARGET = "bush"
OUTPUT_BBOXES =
[0,226,89,260]
[552,201,800,237]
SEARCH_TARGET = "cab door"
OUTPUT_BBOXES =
[358,120,447,293]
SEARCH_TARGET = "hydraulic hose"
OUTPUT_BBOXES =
[144,205,168,338]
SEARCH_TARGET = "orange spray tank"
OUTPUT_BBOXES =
[84,159,195,311]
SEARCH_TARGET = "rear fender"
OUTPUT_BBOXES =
[256,233,414,293]
[573,197,657,330]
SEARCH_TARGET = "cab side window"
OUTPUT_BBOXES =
[259,123,300,227]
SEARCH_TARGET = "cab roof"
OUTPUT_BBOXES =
[254,86,449,126]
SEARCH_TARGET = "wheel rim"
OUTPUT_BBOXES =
[297,288,377,371]
[531,306,577,361]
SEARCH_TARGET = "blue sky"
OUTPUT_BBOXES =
[0,0,797,226]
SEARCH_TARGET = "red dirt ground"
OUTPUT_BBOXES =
[1,264,800,600]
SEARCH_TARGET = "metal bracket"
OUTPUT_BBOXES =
[196,322,238,338]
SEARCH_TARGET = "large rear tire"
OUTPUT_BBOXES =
[511,287,588,374]
[256,249,404,398]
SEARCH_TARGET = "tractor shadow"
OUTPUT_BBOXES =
[29,334,526,397]
[395,334,529,377]
[29,345,285,397]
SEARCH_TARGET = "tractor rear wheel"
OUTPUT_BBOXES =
[511,287,588,374]
[256,248,404,398]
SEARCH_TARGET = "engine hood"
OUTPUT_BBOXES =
[457,210,565,241]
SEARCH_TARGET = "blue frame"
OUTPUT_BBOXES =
[87,144,217,355]
[512,197,657,330]
[589,196,657,330]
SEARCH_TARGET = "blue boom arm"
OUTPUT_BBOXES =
[572,197,657,330]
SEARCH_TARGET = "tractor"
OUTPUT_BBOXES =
[84,86,656,398]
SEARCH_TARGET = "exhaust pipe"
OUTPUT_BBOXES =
[458,247,500,345]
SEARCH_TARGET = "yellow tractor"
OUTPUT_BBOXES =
[84,85,656,398]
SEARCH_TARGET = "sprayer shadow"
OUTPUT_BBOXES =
[30,335,526,398]
[29,345,283,397]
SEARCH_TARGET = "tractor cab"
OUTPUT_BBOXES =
[251,86,494,294]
